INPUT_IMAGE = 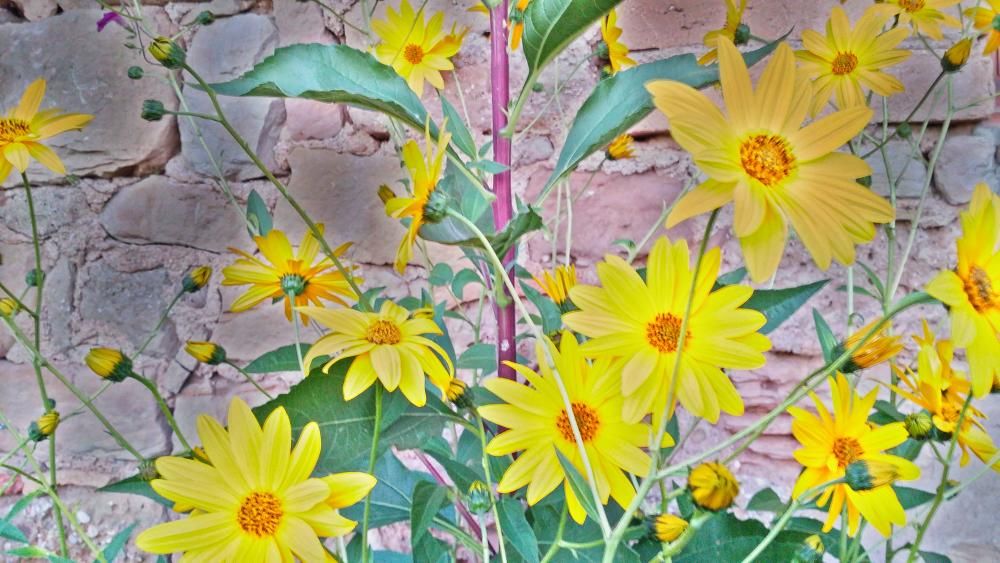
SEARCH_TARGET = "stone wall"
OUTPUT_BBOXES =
[0,0,997,559]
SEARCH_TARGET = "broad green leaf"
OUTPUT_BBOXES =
[498,497,541,563]
[872,399,905,424]
[812,309,838,363]
[747,487,786,513]
[459,343,498,374]
[675,512,805,562]
[410,481,450,544]
[98,474,170,507]
[490,208,544,258]
[451,268,483,297]
[429,263,454,287]
[345,535,413,562]
[532,504,638,563]
[243,343,315,374]
[522,284,563,335]
[423,440,484,492]
[469,159,509,174]
[0,520,26,544]
[98,524,135,563]
[784,517,857,561]
[245,189,271,238]
[521,0,623,82]
[546,42,780,194]
[341,453,435,528]
[412,534,450,563]
[894,485,937,510]
[554,450,600,524]
[919,550,952,563]
[744,279,829,334]
[209,43,429,131]
[716,267,748,288]
[439,92,477,159]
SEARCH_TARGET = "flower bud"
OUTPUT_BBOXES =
[650,513,688,543]
[688,462,739,511]
[127,66,144,80]
[423,188,449,223]
[941,37,972,73]
[734,23,751,46]
[0,298,17,317]
[896,121,912,139]
[445,377,473,409]
[182,266,212,293]
[194,10,215,25]
[280,273,306,297]
[378,184,397,205]
[149,36,186,69]
[845,459,900,491]
[185,341,227,365]
[29,410,60,442]
[25,269,43,288]
[606,134,635,161]
[904,412,933,440]
[466,480,493,515]
[595,41,610,61]
[791,534,825,563]
[85,348,133,382]
[141,100,166,122]
[139,458,158,481]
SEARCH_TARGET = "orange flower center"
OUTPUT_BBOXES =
[366,319,402,345]
[739,134,795,187]
[0,118,31,144]
[897,0,925,12]
[646,313,687,354]
[403,44,425,64]
[832,436,864,468]
[556,402,600,443]
[963,265,996,312]
[831,52,859,75]
[237,492,283,537]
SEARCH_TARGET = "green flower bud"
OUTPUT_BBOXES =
[127,66,144,80]
[422,188,449,224]
[904,412,933,440]
[141,99,166,122]
[194,10,215,25]
[149,36,186,69]
[896,122,912,139]
[734,23,751,46]
[845,459,900,491]
[466,480,493,515]
[25,269,43,288]
[791,534,824,563]
[85,348,133,382]
[182,266,212,293]
[185,341,227,365]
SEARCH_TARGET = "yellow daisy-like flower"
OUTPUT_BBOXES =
[606,133,635,161]
[563,235,770,424]
[136,397,376,561]
[0,78,93,182]
[841,318,903,373]
[688,461,739,511]
[651,513,688,543]
[479,333,665,524]
[877,0,960,41]
[299,300,453,407]
[531,264,577,307]
[969,2,1000,55]
[384,124,451,274]
[600,9,636,74]
[649,39,894,282]
[925,183,1000,397]
[797,6,910,115]
[373,0,467,95]
[892,322,1000,472]
[698,0,748,65]
[222,226,359,323]
[789,373,920,536]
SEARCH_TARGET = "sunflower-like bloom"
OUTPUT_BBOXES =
[0,78,93,182]
[840,319,903,373]
[222,226,358,323]
[892,322,1000,472]
[606,134,635,160]
[601,9,636,74]
[789,373,920,536]
[876,0,960,40]
[385,124,451,273]
[797,6,910,115]
[373,0,466,95]
[299,300,453,407]
[531,264,577,308]
[479,333,665,523]
[649,39,894,282]
[925,183,1000,397]
[698,0,748,65]
[136,397,376,561]
[688,461,739,511]
[563,236,770,424]
[969,3,1000,55]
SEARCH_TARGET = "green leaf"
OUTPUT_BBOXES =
[412,534,451,563]
[98,524,135,563]
[451,268,482,297]
[423,442,484,492]
[458,343,498,374]
[0,520,26,544]
[546,42,780,193]
[894,485,937,510]
[209,43,430,131]
[469,159,509,174]
[410,481,450,544]
[98,474,171,507]
[856,261,886,303]
[919,550,952,563]
[784,517,857,561]
[341,453,435,528]
[523,284,563,335]
[743,279,829,334]
[554,449,600,524]
[521,0,623,82]
[812,309,838,363]
[439,93,476,158]
[243,343,315,374]
[747,488,786,513]
[489,207,544,258]
[5,546,51,558]
[498,497,541,563]
[246,189,272,237]
[716,267,748,288]
[429,263,454,286]
[675,512,804,562]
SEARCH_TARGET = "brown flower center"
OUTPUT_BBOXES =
[739,134,795,187]
[963,265,996,312]
[0,118,31,144]
[237,492,283,537]
[898,0,925,12]
[556,402,600,443]
[646,313,687,354]
[832,436,864,468]
[831,52,859,75]
[366,319,402,345]
[403,44,425,64]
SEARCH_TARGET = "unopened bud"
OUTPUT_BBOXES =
[941,37,972,73]
[127,66,144,80]
[194,10,215,25]
[29,410,60,442]
[896,122,912,139]
[378,184,396,205]
[650,513,688,543]
[182,266,212,293]
[25,269,43,288]
[149,36,186,69]
[85,348,133,382]
[845,459,900,491]
[0,298,17,317]
[466,480,493,514]
[904,412,933,440]
[734,23,751,46]
[791,534,824,563]
[141,99,166,122]
[445,378,473,409]
[185,341,227,365]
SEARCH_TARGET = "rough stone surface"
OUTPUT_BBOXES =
[867,139,928,199]
[9,0,57,21]
[934,134,1000,204]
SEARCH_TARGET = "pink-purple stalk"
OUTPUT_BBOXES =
[489,0,517,381]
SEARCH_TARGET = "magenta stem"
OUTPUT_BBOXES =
[489,1,517,381]
[415,451,494,551]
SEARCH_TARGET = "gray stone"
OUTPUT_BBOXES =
[77,261,175,351]
[0,186,88,239]
[179,13,285,180]
[0,9,178,186]
[866,140,928,198]
[933,135,1000,205]
[42,257,75,354]
[100,175,246,252]
[9,0,57,21]
[874,50,996,123]
[274,0,333,47]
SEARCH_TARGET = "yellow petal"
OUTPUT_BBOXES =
[13,78,45,121]
[135,511,236,555]
[3,143,30,173]
[322,472,377,509]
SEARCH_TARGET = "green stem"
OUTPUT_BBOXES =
[0,280,37,319]
[360,384,383,563]
[860,72,943,160]
[226,361,275,399]
[476,413,509,562]
[292,308,306,374]
[135,292,183,357]
[131,373,191,451]
[741,480,843,563]
[659,511,711,558]
[540,505,569,563]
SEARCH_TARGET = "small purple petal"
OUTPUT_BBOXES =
[96,11,125,32]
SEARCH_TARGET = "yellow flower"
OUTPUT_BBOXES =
[509,0,531,50]
[606,134,635,161]
[877,0,960,40]
[373,0,467,95]
[0,298,17,317]
[136,397,376,560]
[698,0,748,65]
[444,376,471,408]
[148,36,186,69]
[789,373,919,536]
[892,322,1000,472]
[85,348,132,382]
[845,459,907,490]
[531,264,577,307]
[925,183,1000,397]
[480,333,664,523]
[299,300,453,407]
[182,265,212,293]
[0,78,93,182]
[601,9,636,74]
[185,341,227,365]
[222,226,359,323]
[841,319,903,372]
[969,3,1000,55]
[563,236,770,424]
[797,6,910,115]
[651,513,688,542]
[688,462,739,511]
[384,124,451,273]
[649,39,894,282]
[941,37,973,71]
[36,410,60,437]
